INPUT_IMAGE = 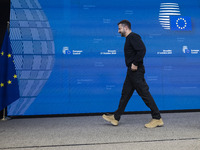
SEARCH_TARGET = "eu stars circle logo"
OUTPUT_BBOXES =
[176,18,187,29]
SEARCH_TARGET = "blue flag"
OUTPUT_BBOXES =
[0,30,20,111]
[170,16,192,31]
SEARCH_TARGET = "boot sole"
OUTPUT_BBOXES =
[145,123,164,128]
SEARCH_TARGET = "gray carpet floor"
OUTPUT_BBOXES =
[0,112,200,150]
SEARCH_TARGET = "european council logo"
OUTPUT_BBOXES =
[170,16,192,31]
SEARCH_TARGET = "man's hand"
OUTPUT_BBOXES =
[131,63,138,71]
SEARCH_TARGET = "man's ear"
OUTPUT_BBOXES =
[124,25,128,31]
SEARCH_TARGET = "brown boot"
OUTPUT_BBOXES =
[102,114,119,126]
[145,118,164,128]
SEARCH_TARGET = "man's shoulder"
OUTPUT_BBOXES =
[131,32,141,38]
[127,32,141,40]
[129,32,141,39]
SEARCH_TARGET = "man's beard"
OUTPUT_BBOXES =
[120,32,126,37]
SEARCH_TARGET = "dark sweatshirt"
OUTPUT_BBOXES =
[124,32,146,68]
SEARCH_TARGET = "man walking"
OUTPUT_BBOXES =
[102,20,164,128]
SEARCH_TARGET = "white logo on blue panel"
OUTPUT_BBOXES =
[63,47,71,55]
[182,46,190,54]
[159,3,181,30]
[159,3,192,31]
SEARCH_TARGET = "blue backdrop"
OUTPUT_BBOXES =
[8,0,200,115]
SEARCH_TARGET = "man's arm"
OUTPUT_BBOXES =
[130,34,146,67]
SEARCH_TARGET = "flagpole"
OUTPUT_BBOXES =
[1,21,11,121]
[1,109,7,121]
[1,108,10,121]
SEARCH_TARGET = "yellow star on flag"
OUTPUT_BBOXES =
[1,51,4,56]
[7,80,12,84]
[13,74,17,79]
[0,83,4,87]
[7,54,11,58]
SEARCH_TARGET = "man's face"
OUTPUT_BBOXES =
[118,24,126,37]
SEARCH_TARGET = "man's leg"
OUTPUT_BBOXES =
[102,72,134,125]
[114,74,135,121]
[132,70,164,128]
[134,71,161,119]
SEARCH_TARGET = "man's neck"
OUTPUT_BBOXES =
[125,30,132,37]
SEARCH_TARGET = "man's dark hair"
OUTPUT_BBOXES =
[118,20,131,29]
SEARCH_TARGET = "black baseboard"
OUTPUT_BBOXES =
[9,109,200,119]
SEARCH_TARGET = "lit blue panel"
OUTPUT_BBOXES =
[8,0,200,115]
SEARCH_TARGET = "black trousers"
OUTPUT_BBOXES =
[114,66,161,121]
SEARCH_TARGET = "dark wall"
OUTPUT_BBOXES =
[0,0,10,118]
[0,0,10,47]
